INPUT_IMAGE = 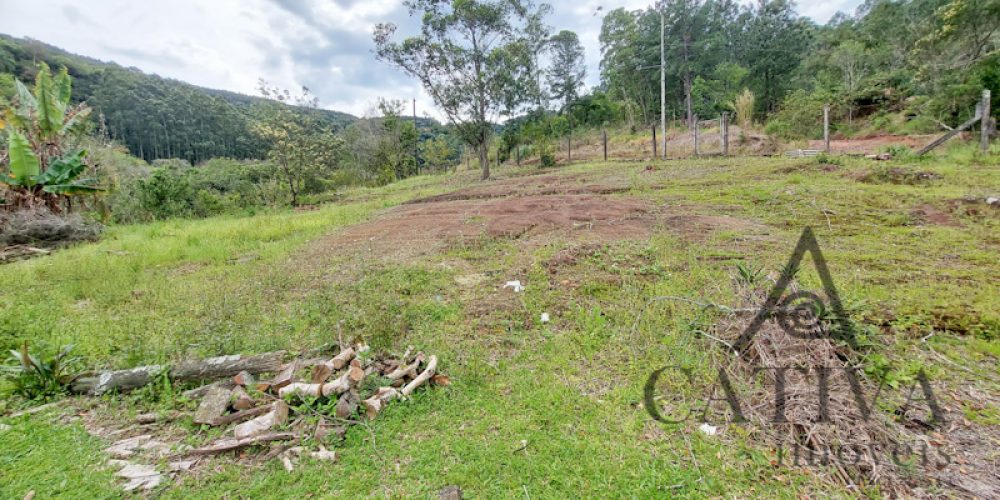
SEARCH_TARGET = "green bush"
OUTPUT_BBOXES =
[765,89,838,140]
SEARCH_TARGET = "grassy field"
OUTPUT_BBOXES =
[1,144,999,498]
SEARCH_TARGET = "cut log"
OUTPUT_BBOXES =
[362,387,399,420]
[193,386,234,425]
[311,363,333,384]
[401,355,438,397]
[207,405,272,427]
[278,383,323,399]
[387,353,424,381]
[182,380,235,400]
[335,390,359,419]
[70,365,167,396]
[330,347,355,370]
[71,351,286,396]
[186,432,296,456]
[231,386,254,411]
[172,351,285,381]
[234,401,289,439]
[321,362,365,397]
[233,371,255,387]
[269,361,298,392]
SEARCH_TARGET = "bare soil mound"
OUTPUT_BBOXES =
[337,194,654,254]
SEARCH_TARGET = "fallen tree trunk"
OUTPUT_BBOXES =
[71,351,286,396]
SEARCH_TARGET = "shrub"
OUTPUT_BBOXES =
[765,89,838,140]
[2,342,79,400]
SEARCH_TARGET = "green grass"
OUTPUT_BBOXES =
[2,146,999,497]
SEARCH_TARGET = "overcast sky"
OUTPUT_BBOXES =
[0,0,862,119]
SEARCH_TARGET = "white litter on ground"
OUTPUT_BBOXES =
[698,422,718,436]
[503,280,524,292]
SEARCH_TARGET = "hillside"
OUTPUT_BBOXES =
[2,149,999,496]
[0,34,358,163]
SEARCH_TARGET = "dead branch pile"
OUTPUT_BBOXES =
[0,207,103,247]
[78,345,447,483]
[713,280,919,495]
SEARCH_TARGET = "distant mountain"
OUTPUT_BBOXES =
[0,34,359,163]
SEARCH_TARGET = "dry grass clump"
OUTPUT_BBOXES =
[714,278,919,494]
[0,207,103,247]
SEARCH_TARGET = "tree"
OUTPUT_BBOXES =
[547,30,586,110]
[829,40,869,123]
[374,0,550,180]
[736,0,813,113]
[599,8,650,126]
[252,81,342,206]
[1,63,100,211]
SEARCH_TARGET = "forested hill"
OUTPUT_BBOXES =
[0,34,358,163]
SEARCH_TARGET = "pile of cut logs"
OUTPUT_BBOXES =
[71,345,446,460]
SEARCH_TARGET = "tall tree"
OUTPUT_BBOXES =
[547,30,586,110]
[374,0,550,180]
[252,82,342,207]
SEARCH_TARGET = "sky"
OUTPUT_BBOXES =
[0,0,862,119]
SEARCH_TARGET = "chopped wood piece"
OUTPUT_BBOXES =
[278,383,322,399]
[280,453,295,472]
[330,347,355,370]
[270,361,298,391]
[311,363,333,384]
[135,413,159,425]
[321,362,365,397]
[186,432,296,456]
[387,353,425,380]
[207,405,272,427]
[431,374,452,387]
[362,387,399,420]
[234,401,289,439]
[335,390,359,419]
[193,387,233,425]
[231,386,254,411]
[232,371,255,387]
[309,446,337,462]
[182,380,235,400]
[401,355,438,397]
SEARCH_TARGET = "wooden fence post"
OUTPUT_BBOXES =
[823,105,831,153]
[722,112,729,156]
[693,115,699,156]
[652,124,657,159]
[602,130,608,161]
[982,89,992,153]
[516,145,521,166]
[567,134,571,162]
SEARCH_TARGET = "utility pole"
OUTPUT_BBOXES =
[660,9,666,160]
[413,98,419,174]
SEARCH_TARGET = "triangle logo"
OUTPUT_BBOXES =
[731,227,856,352]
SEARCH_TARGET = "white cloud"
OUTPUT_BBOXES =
[0,0,860,119]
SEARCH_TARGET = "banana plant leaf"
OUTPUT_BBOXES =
[6,131,40,187]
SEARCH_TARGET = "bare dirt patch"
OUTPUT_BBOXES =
[335,194,654,258]
[404,174,634,204]
[808,134,939,154]
[911,204,962,227]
